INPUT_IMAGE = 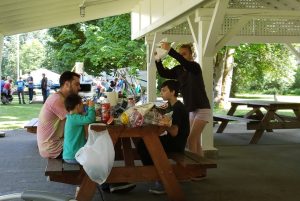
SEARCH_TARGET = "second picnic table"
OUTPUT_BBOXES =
[215,99,300,144]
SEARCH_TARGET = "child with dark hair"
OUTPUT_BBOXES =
[63,94,96,164]
[137,79,189,194]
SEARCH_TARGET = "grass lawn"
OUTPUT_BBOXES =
[0,95,43,130]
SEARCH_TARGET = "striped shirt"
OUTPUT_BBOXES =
[37,92,68,158]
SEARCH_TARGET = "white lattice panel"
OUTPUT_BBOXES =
[228,0,300,10]
[222,17,300,36]
[162,22,191,35]
[228,0,265,9]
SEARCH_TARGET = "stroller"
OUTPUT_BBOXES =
[1,91,13,104]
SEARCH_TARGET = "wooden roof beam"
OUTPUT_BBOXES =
[203,0,229,57]
[214,16,251,54]
[187,14,199,50]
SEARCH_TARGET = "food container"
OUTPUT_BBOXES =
[101,103,111,123]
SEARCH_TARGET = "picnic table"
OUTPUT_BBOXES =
[45,124,216,201]
[214,100,300,144]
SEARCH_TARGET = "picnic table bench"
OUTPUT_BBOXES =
[24,118,38,134]
[213,114,259,133]
[45,124,217,201]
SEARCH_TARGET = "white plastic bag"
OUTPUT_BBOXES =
[75,123,115,185]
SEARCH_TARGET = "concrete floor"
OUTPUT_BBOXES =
[0,124,300,201]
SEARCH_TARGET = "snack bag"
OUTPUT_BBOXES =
[120,103,154,126]
[143,106,173,127]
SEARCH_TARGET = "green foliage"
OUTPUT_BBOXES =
[1,31,48,79]
[232,44,297,94]
[20,39,46,72]
[1,36,18,80]
[292,66,300,88]
[47,13,146,75]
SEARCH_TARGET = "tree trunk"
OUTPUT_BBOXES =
[221,48,235,108]
[213,50,226,106]
[213,48,235,108]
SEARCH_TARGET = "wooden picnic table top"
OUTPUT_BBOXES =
[229,99,300,109]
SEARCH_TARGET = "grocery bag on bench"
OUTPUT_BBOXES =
[75,123,115,185]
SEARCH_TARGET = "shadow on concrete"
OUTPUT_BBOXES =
[0,124,300,201]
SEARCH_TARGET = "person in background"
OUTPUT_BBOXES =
[16,77,26,104]
[46,79,52,98]
[27,72,34,104]
[137,80,190,194]
[63,94,96,164]
[37,71,81,159]
[155,42,211,157]
[1,76,5,93]
[135,81,142,96]
[41,73,48,103]
[96,78,104,98]
[107,80,116,92]
[3,79,13,96]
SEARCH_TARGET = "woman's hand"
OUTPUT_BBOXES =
[160,42,171,51]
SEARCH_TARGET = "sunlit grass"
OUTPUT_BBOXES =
[0,95,42,130]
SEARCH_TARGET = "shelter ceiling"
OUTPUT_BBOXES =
[159,0,300,44]
[0,0,139,36]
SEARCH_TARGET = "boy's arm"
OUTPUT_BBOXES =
[165,124,179,137]
[165,105,182,137]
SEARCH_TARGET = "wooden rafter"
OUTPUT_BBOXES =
[187,15,199,50]
[214,16,250,53]
[203,0,229,57]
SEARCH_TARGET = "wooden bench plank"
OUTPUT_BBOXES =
[213,114,258,122]
[214,114,259,133]
[168,151,217,168]
[168,153,197,167]
[45,159,63,174]
[45,150,217,184]
[24,118,39,127]
[24,118,38,134]
[184,151,217,168]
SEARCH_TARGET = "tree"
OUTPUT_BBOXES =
[1,31,49,80]
[20,39,46,72]
[1,36,18,80]
[47,13,146,75]
[232,44,296,95]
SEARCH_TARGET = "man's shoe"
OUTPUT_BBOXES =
[149,181,165,195]
[29,100,32,104]
[109,183,136,193]
[23,102,26,104]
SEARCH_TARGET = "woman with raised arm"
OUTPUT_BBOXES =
[155,42,211,157]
